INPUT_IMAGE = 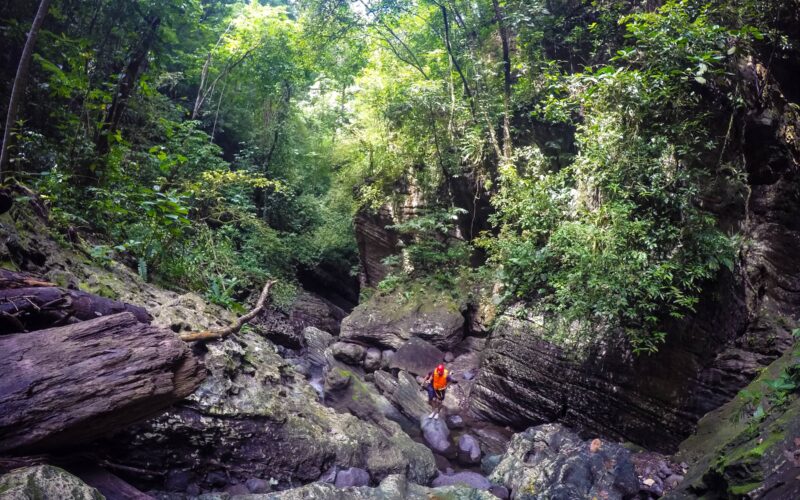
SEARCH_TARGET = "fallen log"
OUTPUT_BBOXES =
[0,312,205,454]
[0,281,151,334]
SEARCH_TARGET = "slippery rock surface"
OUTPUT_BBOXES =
[104,331,436,494]
[432,471,492,490]
[250,474,496,500]
[421,416,454,456]
[490,424,639,500]
[0,465,103,500]
[340,288,466,350]
[667,346,800,500]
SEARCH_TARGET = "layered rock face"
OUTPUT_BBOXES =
[354,208,399,288]
[0,465,104,500]
[472,57,800,452]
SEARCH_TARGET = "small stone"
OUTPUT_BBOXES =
[246,478,271,494]
[444,351,455,363]
[334,467,370,488]
[432,471,491,490]
[643,478,655,487]
[665,474,684,489]
[458,434,482,465]
[381,350,395,369]
[489,485,510,499]
[205,471,227,488]
[225,483,250,496]
[324,369,351,391]
[446,414,465,429]
[462,369,477,381]
[364,348,382,371]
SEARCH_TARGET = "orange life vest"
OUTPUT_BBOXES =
[432,369,449,390]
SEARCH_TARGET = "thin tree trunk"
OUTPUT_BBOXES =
[0,0,53,181]
[439,4,475,116]
[491,0,513,164]
[96,15,161,156]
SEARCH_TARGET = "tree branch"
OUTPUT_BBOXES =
[179,281,274,342]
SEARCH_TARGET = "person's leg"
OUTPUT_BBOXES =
[427,385,436,418]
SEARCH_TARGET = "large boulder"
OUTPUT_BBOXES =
[340,288,466,350]
[334,467,370,488]
[303,326,334,367]
[490,424,639,500]
[421,416,454,457]
[458,434,483,465]
[102,331,436,492]
[388,337,445,376]
[0,465,103,500]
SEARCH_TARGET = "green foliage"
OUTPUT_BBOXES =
[488,0,745,353]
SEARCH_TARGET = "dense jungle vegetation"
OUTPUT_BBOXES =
[1,0,797,352]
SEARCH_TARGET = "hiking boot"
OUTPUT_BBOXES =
[428,412,436,419]
[433,413,439,420]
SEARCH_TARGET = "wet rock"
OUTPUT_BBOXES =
[665,474,683,489]
[432,471,491,490]
[374,370,430,420]
[481,454,503,476]
[334,467,370,488]
[389,337,445,376]
[421,416,454,457]
[446,414,465,429]
[473,427,511,456]
[303,326,334,367]
[339,288,466,350]
[0,465,103,500]
[457,434,482,465]
[490,424,639,500]
[246,478,271,494]
[444,351,455,363]
[380,350,395,369]
[325,367,353,392]
[331,341,366,365]
[289,291,345,335]
[363,348,382,372]
[488,485,510,499]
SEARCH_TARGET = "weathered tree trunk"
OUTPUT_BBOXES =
[0,0,53,180]
[0,312,205,455]
[0,272,151,333]
[95,15,161,156]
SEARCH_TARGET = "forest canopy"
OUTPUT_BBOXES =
[1,0,797,351]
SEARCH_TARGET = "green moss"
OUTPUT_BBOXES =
[729,481,761,496]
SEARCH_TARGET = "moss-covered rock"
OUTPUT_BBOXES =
[340,286,466,350]
[0,465,104,500]
[667,345,800,499]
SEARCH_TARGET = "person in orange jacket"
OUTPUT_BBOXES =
[422,363,453,420]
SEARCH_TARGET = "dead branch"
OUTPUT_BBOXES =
[179,280,275,342]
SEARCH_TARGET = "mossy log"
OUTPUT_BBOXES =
[0,312,205,454]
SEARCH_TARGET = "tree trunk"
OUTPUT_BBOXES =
[0,284,152,334]
[95,15,161,156]
[0,312,205,454]
[0,0,53,181]
[491,0,513,164]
